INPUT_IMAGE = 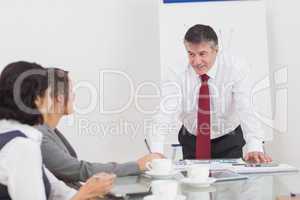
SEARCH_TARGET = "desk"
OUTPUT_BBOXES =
[109,171,299,200]
[277,196,300,200]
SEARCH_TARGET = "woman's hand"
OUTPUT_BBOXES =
[137,153,165,171]
[75,173,116,199]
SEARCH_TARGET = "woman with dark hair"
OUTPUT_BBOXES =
[0,61,115,200]
[36,68,163,188]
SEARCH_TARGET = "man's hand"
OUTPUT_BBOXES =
[244,151,272,163]
[137,153,165,171]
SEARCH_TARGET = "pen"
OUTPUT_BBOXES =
[232,163,247,166]
[144,139,152,153]
[232,163,258,167]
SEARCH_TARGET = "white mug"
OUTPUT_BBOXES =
[187,165,210,182]
[146,159,173,174]
[151,180,178,200]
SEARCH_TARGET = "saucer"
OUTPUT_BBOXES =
[180,177,216,187]
[143,194,186,200]
[145,170,179,179]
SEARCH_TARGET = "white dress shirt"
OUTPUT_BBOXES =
[150,52,265,153]
[0,120,76,200]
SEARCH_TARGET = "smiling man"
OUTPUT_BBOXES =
[152,24,272,163]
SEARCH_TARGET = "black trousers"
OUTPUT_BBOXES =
[178,125,246,159]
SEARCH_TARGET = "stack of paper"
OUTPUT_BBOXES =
[174,159,245,171]
[230,164,299,174]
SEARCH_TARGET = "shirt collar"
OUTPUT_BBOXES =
[42,123,55,131]
[188,54,219,80]
[207,55,219,79]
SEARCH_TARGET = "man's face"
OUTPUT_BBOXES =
[184,41,218,76]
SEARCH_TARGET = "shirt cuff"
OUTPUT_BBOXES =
[67,188,77,200]
[246,138,264,153]
[119,162,141,176]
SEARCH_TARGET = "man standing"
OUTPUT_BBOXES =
[151,24,272,163]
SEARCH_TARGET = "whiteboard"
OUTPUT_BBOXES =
[159,0,273,141]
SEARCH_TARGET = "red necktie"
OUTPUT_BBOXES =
[196,74,211,159]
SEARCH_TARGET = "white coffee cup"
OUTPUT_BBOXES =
[151,180,178,200]
[146,159,173,174]
[187,165,210,182]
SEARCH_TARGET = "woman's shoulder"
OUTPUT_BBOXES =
[35,124,62,141]
[0,132,41,164]
[0,120,42,143]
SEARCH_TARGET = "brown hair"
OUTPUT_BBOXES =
[0,61,48,125]
[47,68,70,107]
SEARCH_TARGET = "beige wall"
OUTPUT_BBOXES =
[265,0,300,194]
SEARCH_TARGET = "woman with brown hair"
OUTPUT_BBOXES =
[36,67,163,189]
[0,61,115,200]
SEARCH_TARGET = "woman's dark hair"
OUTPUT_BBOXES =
[47,68,69,107]
[0,61,48,125]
